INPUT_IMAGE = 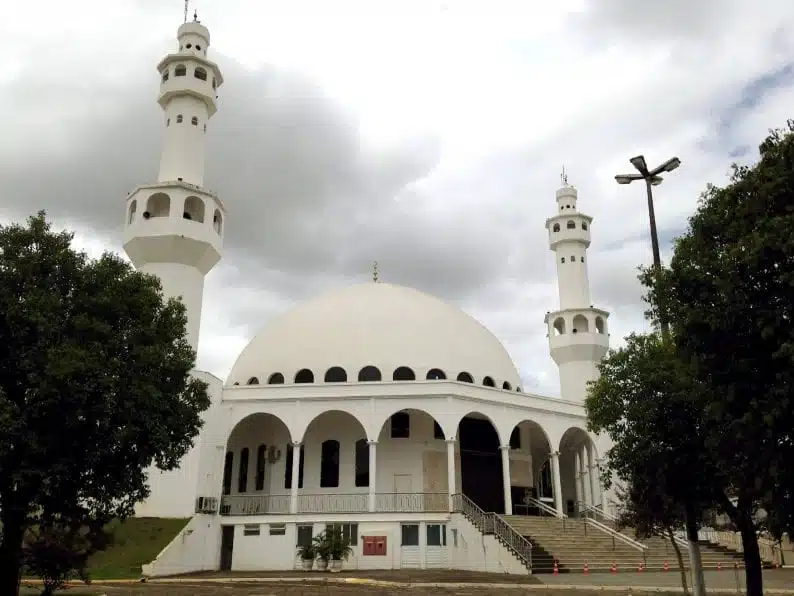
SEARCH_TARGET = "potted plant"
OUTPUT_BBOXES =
[312,533,331,571]
[296,542,316,571]
[326,526,353,573]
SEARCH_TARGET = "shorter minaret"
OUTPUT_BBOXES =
[544,173,609,402]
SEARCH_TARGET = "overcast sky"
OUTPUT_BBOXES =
[3,0,794,395]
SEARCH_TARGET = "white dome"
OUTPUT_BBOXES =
[228,282,522,390]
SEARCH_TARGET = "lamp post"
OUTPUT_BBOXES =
[615,155,681,335]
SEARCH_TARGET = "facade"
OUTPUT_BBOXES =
[126,17,616,577]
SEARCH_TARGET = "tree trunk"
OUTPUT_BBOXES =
[684,503,706,596]
[738,516,764,596]
[0,515,25,596]
[667,526,689,595]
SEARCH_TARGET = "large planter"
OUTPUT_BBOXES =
[301,558,314,571]
[330,559,343,573]
[316,558,329,572]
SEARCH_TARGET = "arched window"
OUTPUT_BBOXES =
[145,192,170,218]
[255,444,266,491]
[213,209,223,235]
[320,440,340,488]
[566,220,576,229]
[161,70,169,83]
[176,114,183,123]
[128,200,137,224]
[246,377,259,385]
[582,221,588,230]
[552,223,560,232]
[238,447,249,493]
[191,116,199,126]
[573,314,589,333]
[222,451,233,496]
[483,376,495,387]
[194,67,208,81]
[358,365,381,382]
[183,196,205,222]
[392,366,415,381]
[284,444,304,489]
[295,369,314,383]
[456,372,473,383]
[267,372,284,384]
[595,316,606,334]
[426,368,446,380]
[355,439,369,487]
[553,317,566,335]
[175,64,187,77]
[502,381,512,390]
[324,366,347,382]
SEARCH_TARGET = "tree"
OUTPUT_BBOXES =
[586,332,717,595]
[0,212,210,595]
[660,121,794,596]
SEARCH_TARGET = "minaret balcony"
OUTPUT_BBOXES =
[546,214,592,249]
[545,307,610,360]
[158,77,218,116]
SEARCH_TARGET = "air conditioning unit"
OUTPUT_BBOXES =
[195,496,218,514]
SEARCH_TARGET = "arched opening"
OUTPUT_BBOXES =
[426,368,446,380]
[392,366,415,381]
[559,426,598,517]
[320,439,340,487]
[267,372,284,384]
[505,420,553,516]
[224,413,292,513]
[246,377,259,385]
[376,409,448,511]
[457,412,504,514]
[552,223,560,232]
[174,64,187,77]
[358,365,381,382]
[595,316,606,334]
[566,220,575,229]
[183,196,205,222]
[324,366,347,383]
[194,66,207,81]
[127,200,137,224]
[552,317,566,336]
[355,439,369,487]
[456,372,473,383]
[161,69,169,83]
[483,376,495,387]
[302,410,368,497]
[213,209,223,235]
[145,192,170,218]
[572,314,589,333]
[502,381,512,390]
[294,368,314,383]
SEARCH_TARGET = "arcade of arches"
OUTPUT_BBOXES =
[223,409,602,517]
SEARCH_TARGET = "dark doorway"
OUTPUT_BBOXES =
[220,526,234,571]
[458,416,504,513]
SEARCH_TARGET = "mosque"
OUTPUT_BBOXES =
[126,15,616,576]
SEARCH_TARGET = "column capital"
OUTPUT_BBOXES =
[499,444,511,452]
[291,441,303,447]
[367,439,378,446]
[445,437,457,444]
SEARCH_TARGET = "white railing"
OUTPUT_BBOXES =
[584,515,649,555]
[375,492,448,512]
[524,495,565,518]
[586,503,690,550]
[693,529,784,566]
[220,492,449,515]
[297,493,368,513]
[220,494,290,515]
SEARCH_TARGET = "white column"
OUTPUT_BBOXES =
[551,451,564,518]
[446,438,457,512]
[574,452,582,514]
[589,451,601,508]
[581,446,593,508]
[368,440,377,513]
[500,445,513,515]
[289,442,301,514]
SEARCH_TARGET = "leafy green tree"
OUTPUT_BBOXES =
[0,212,210,595]
[659,121,794,596]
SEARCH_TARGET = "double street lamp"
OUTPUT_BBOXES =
[614,155,681,335]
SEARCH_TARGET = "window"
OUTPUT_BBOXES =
[246,377,259,385]
[176,114,183,123]
[243,524,260,536]
[427,524,447,546]
[582,222,588,230]
[269,523,286,536]
[433,421,444,440]
[456,372,473,383]
[358,365,381,382]
[510,427,521,449]
[553,223,560,232]
[355,439,369,487]
[320,440,340,487]
[295,368,314,383]
[326,523,358,546]
[196,44,201,51]
[566,220,575,229]
[191,116,199,126]
[401,524,419,546]
[267,372,284,384]
[581,256,585,262]
[296,524,313,547]
[324,366,347,382]
[238,447,249,493]
[194,67,207,81]
[483,376,495,387]
[392,366,415,381]
[255,444,266,491]
[502,381,512,390]
[175,64,187,77]
[426,368,446,380]
[390,412,410,438]
[222,451,233,495]
[284,443,305,489]
[561,258,566,263]
[571,255,576,262]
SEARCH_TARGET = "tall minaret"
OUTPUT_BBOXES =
[123,12,225,354]
[544,173,609,402]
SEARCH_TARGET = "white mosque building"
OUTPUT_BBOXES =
[126,16,616,576]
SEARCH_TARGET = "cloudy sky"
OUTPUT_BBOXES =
[3,0,794,395]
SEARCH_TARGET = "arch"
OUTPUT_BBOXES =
[483,376,495,387]
[246,376,259,385]
[505,419,554,515]
[300,408,369,444]
[502,381,512,390]
[355,438,369,487]
[183,196,205,222]
[572,314,589,333]
[174,64,187,77]
[267,372,284,384]
[194,66,208,81]
[552,223,560,232]
[582,221,588,230]
[427,368,446,380]
[213,209,223,235]
[324,366,347,383]
[559,426,596,455]
[595,316,606,334]
[566,220,575,229]
[552,317,565,335]
[127,200,137,224]
[358,365,381,382]
[294,368,314,384]
[320,439,340,487]
[456,411,504,513]
[558,425,598,515]
[375,407,449,445]
[145,192,170,218]
[456,372,473,383]
[225,412,292,497]
[392,366,415,381]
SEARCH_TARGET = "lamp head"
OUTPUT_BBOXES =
[629,155,649,175]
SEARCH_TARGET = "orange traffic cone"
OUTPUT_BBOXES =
[637,562,644,572]
[553,559,559,575]
[664,560,669,572]
[611,560,617,573]
[584,561,589,574]
[717,562,722,571]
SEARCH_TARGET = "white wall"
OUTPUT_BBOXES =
[448,514,529,575]
[142,514,221,577]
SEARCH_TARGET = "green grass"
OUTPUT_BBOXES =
[86,517,189,579]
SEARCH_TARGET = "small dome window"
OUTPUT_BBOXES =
[295,369,314,383]
[502,381,512,390]
[246,377,259,385]
[456,372,473,383]
[358,366,381,382]
[483,376,495,387]
[566,220,575,229]
[426,368,446,380]
[392,366,415,381]
[324,367,347,383]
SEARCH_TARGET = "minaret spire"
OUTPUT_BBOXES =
[372,261,380,283]
[184,0,189,23]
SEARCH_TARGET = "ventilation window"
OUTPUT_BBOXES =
[483,376,495,387]
[566,220,575,229]
[571,255,576,262]
[191,116,199,126]
[392,366,415,381]
[456,372,473,383]
[581,256,585,262]
[426,368,446,380]
[176,114,183,123]
[561,258,566,263]
[324,366,347,383]
[186,43,192,49]
[358,366,381,382]
[246,377,259,385]
[175,64,187,77]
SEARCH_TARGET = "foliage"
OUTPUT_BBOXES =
[296,542,316,561]
[312,527,352,562]
[0,212,211,595]
[312,533,332,562]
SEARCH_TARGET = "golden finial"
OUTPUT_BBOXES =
[372,261,379,283]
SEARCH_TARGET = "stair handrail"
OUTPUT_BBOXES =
[584,513,650,554]
[525,495,566,518]
[451,493,494,534]
[589,503,691,551]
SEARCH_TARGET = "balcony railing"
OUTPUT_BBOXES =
[219,492,449,516]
